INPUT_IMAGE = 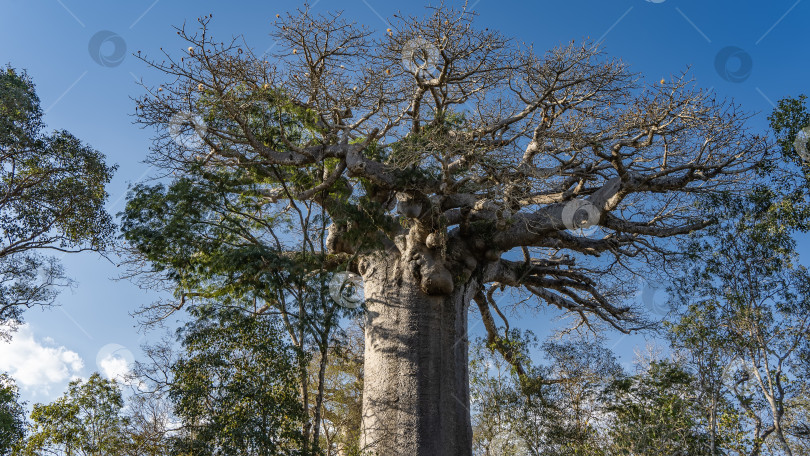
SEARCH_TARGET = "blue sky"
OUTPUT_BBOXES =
[0,0,808,405]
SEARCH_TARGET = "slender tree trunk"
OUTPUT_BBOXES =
[775,425,793,456]
[313,336,330,454]
[710,391,717,456]
[360,256,475,456]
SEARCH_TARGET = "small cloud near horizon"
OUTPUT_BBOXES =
[0,322,84,399]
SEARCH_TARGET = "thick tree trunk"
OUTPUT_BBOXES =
[360,256,475,456]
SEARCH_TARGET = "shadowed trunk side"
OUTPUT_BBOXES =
[360,255,475,456]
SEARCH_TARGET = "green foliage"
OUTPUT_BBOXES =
[121,165,392,309]
[470,338,534,456]
[198,85,323,151]
[768,94,810,167]
[122,170,304,301]
[759,94,810,234]
[0,66,115,248]
[385,110,499,188]
[0,67,41,146]
[21,373,129,456]
[122,151,364,454]
[470,336,622,456]
[603,360,712,455]
[669,199,810,455]
[168,306,306,455]
[666,300,761,455]
[470,334,753,455]
[678,95,810,276]
[0,374,25,456]
[0,66,115,335]
[663,97,810,454]
[310,322,363,455]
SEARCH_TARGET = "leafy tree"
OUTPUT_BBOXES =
[167,305,306,455]
[121,171,357,454]
[660,95,810,456]
[669,204,810,456]
[666,301,746,456]
[603,360,711,455]
[784,387,810,454]
[119,167,359,454]
[21,373,129,456]
[470,339,527,456]
[538,340,623,455]
[122,390,174,456]
[470,335,622,455]
[0,374,25,456]
[767,94,810,454]
[313,320,363,456]
[129,314,364,456]
[124,5,768,453]
[0,66,115,338]
[769,95,810,171]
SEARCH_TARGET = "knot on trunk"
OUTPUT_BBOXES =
[396,192,426,219]
[413,251,454,295]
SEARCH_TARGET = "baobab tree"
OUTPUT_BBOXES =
[125,5,768,455]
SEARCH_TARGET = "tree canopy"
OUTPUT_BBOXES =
[125,2,768,372]
[0,66,115,337]
[122,6,771,453]
[0,374,25,456]
[20,374,129,456]
[168,305,306,455]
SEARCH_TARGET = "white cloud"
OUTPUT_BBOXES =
[96,343,135,385]
[99,354,129,380]
[0,323,84,397]
[97,344,134,382]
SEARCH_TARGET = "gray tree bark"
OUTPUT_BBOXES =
[359,254,476,456]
